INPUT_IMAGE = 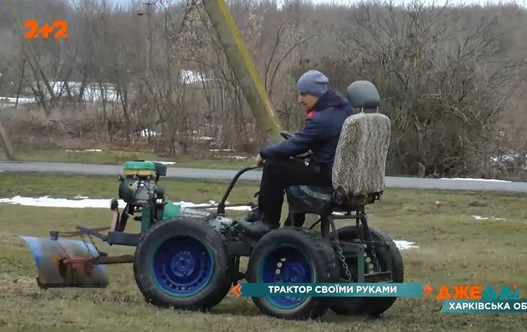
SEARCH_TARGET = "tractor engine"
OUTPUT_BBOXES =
[118,160,167,207]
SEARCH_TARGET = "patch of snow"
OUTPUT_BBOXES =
[491,152,527,163]
[394,240,419,250]
[0,196,418,249]
[0,96,37,109]
[0,71,211,108]
[471,215,507,221]
[0,96,37,105]
[440,177,511,182]
[491,152,527,171]
[0,195,252,211]
[153,161,176,165]
[226,156,248,159]
[189,200,251,211]
[45,81,119,102]
[0,196,118,208]
[66,149,103,152]
[180,70,211,85]
[210,149,234,152]
[138,129,160,137]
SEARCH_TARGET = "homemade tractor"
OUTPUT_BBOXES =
[18,80,404,320]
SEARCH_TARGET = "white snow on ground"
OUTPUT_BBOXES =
[0,72,208,108]
[440,177,512,182]
[491,152,527,170]
[138,129,161,137]
[0,195,252,211]
[66,149,103,152]
[0,96,37,105]
[471,215,507,221]
[0,195,419,250]
[153,161,176,165]
[393,240,419,250]
[225,156,248,159]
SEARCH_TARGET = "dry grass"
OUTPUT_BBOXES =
[0,148,256,169]
[0,106,257,169]
[1,174,527,331]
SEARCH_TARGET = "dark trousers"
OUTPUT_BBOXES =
[257,157,333,226]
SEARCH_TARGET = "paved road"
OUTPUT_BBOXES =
[1,161,527,193]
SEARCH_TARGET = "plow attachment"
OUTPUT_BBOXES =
[19,234,113,289]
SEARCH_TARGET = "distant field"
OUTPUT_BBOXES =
[0,174,527,331]
[0,148,256,170]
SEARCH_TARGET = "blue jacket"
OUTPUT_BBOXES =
[260,89,355,169]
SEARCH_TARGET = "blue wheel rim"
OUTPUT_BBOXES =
[150,235,214,297]
[258,244,313,309]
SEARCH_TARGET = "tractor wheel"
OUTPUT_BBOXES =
[246,227,340,320]
[328,225,404,317]
[133,217,234,312]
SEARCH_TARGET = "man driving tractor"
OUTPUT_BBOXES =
[237,69,356,238]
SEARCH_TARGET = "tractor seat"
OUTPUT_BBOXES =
[285,80,391,217]
[286,185,333,208]
[285,185,381,216]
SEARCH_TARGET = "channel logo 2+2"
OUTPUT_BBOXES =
[24,20,68,39]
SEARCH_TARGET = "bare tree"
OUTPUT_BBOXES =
[1,0,527,179]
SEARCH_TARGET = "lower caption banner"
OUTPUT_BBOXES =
[230,282,425,297]
[230,283,527,313]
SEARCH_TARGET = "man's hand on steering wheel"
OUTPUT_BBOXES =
[293,151,312,160]
[277,130,313,160]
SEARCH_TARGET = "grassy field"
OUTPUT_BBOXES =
[0,149,256,170]
[1,174,527,331]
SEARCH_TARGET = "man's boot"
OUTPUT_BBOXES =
[236,212,279,238]
[241,207,263,223]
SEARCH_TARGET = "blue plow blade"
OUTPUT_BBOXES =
[19,235,109,289]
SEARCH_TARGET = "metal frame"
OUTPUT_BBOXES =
[44,164,393,286]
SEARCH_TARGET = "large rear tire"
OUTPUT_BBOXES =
[246,227,340,320]
[328,225,404,317]
[133,217,234,312]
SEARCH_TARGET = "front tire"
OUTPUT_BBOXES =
[133,217,234,312]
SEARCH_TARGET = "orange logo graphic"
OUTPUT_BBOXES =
[433,285,518,300]
[423,284,433,296]
[231,284,242,297]
[24,19,68,39]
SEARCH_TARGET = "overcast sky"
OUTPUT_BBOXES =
[108,0,526,8]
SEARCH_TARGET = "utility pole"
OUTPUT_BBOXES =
[138,2,156,81]
[0,121,15,161]
[202,0,283,146]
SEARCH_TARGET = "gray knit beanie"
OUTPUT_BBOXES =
[296,70,329,97]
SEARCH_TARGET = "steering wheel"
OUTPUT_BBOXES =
[279,131,312,160]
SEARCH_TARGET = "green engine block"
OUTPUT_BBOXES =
[118,160,166,206]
